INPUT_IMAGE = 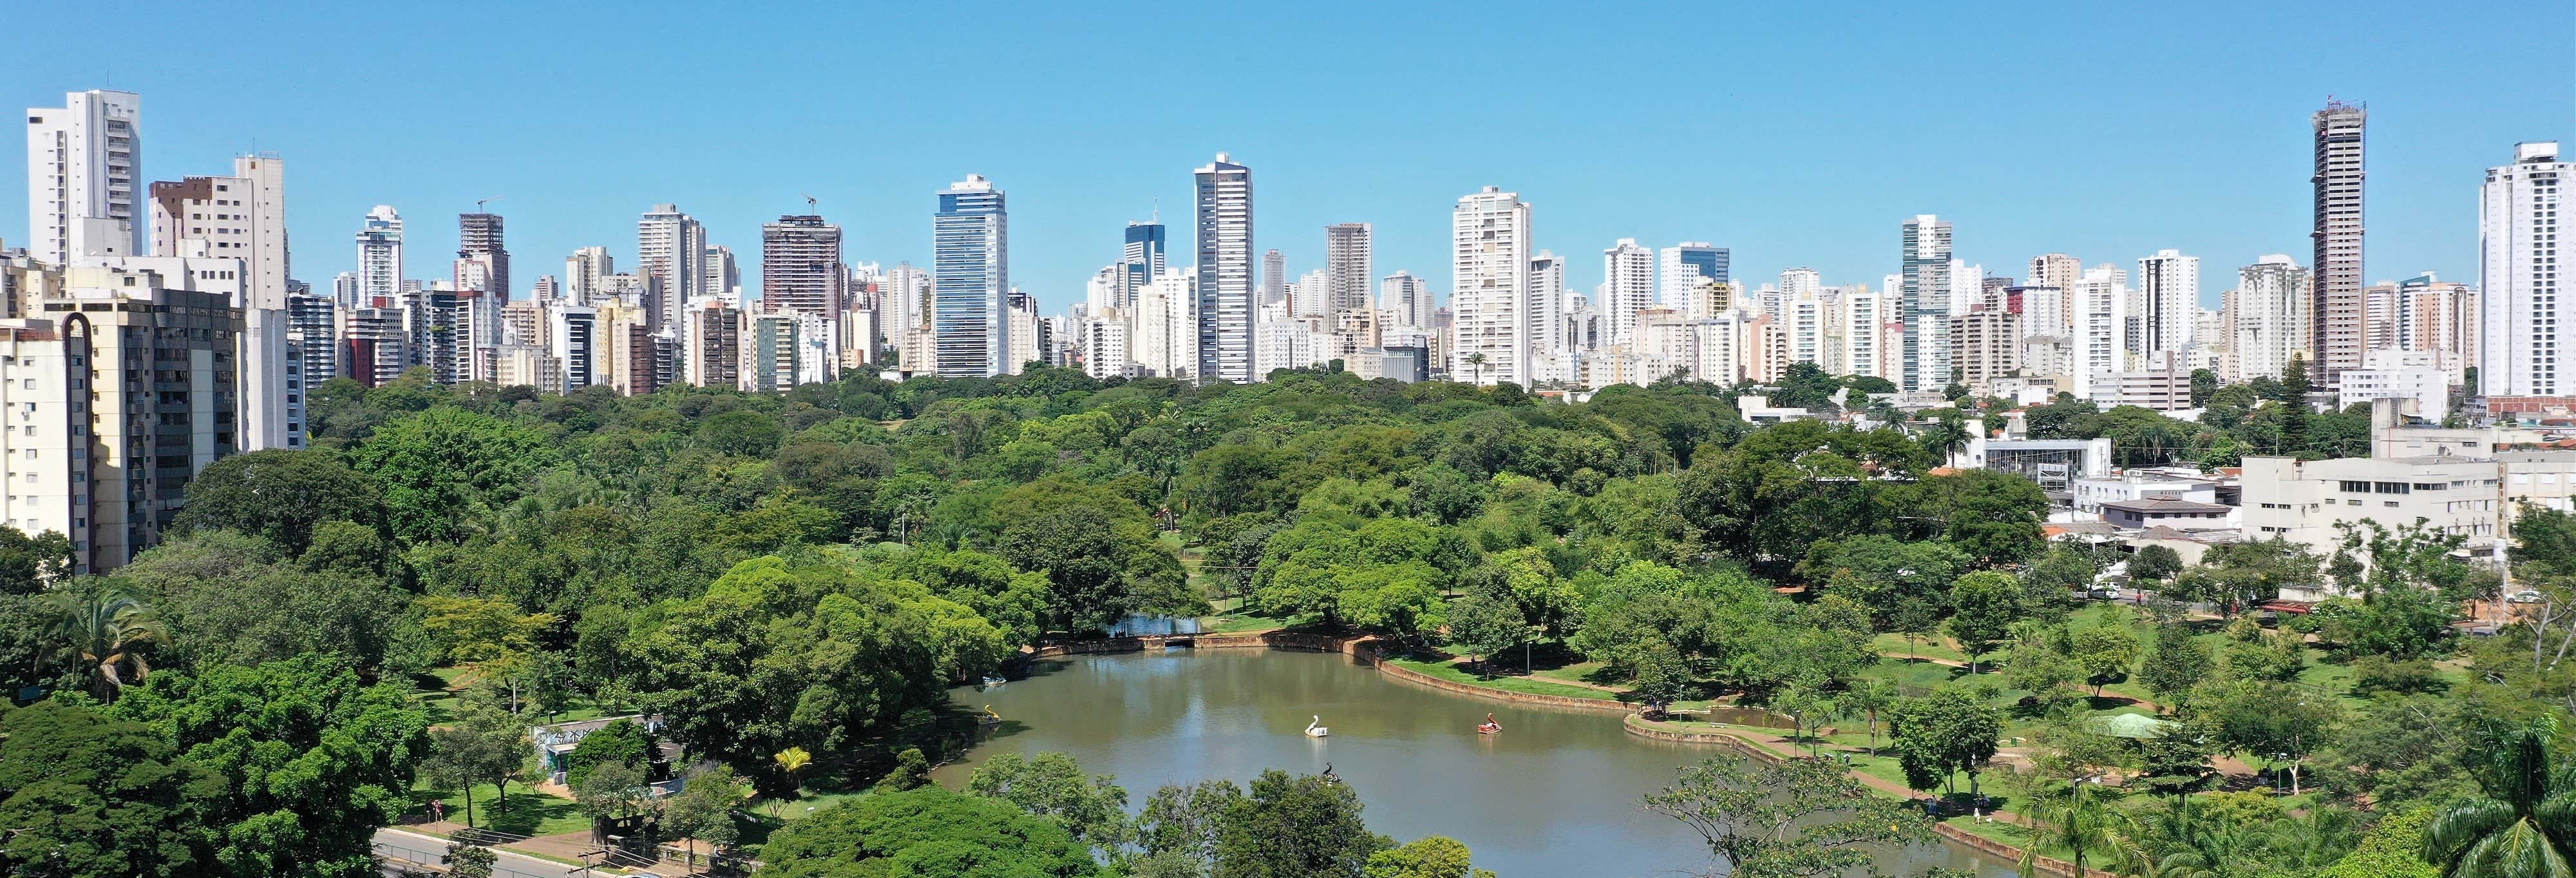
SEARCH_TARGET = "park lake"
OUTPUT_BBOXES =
[936,648,2021,877]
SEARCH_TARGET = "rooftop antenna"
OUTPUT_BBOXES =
[476,195,505,213]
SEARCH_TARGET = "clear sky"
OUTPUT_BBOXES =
[5,1,2570,314]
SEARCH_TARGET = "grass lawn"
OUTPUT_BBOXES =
[1387,655,1625,701]
[410,779,589,837]
[1530,660,1624,688]
[1872,632,1967,663]
[1204,613,1291,634]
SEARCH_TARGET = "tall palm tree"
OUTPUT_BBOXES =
[1462,352,1488,386]
[43,587,166,701]
[2021,780,2116,878]
[2424,720,2575,878]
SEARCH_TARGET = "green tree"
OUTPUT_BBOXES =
[1444,590,1526,676]
[2018,780,2116,878]
[2208,680,2344,795]
[41,586,166,701]
[1642,752,1932,877]
[2421,720,2575,878]
[2130,544,2184,586]
[422,699,531,828]
[1213,770,1381,878]
[562,718,652,788]
[573,758,655,837]
[2070,621,2141,698]
[2322,806,2439,878]
[1947,571,2023,673]
[446,844,497,878]
[1139,779,1247,872]
[1889,687,2003,796]
[1629,637,1693,705]
[660,765,747,872]
[2136,622,2211,709]
[1364,836,1494,878]
[2190,368,2219,408]
[966,751,1135,848]
[756,785,1104,878]
[0,699,210,877]
[171,448,383,554]
[106,654,431,877]
[349,407,559,545]
[0,524,73,595]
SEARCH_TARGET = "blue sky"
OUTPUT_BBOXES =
[5,1,2570,313]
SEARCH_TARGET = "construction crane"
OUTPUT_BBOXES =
[801,193,818,214]
[475,195,505,213]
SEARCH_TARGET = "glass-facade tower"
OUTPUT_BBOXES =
[934,175,1009,377]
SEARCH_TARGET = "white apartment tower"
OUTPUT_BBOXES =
[639,205,705,323]
[1195,155,1255,383]
[26,90,143,265]
[1837,289,1886,379]
[355,205,403,307]
[1379,271,1434,330]
[2481,141,2570,400]
[2070,265,2128,397]
[1900,215,1955,391]
[1325,223,1373,315]
[2136,249,2201,356]
[1452,187,1533,387]
[1526,251,1567,357]
[2226,255,2312,382]
[1602,239,1656,345]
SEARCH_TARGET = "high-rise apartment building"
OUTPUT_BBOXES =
[2225,255,2312,382]
[1836,289,1886,379]
[2481,141,2569,402]
[2396,272,2479,362]
[1526,251,1568,358]
[1900,215,1955,391]
[1261,248,1285,307]
[1602,239,1656,345]
[761,213,843,317]
[1452,187,1533,387]
[933,175,1009,377]
[639,204,705,324]
[2070,265,2127,397]
[2136,249,2200,356]
[457,212,509,299]
[702,243,738,302]
[1659,243,1729,309]
[1132,268,1195,379]
[1325,223,1374,315]
[2311,100,2368,377]
[1949,307,2021,387]
[1195,155,1255,383]
[25,90,142,264]
[1380,271,1433,329]
[355,205,403,308]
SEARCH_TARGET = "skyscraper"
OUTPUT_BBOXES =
[456,212,509,298]
[1195,154,1255,383]
[933,175,1009,377]
[1123,220,1166,291]
[1380,271,1433,329]
[641,204,705,325]
[703,243,739,301]
[2311,100,2367,377]
[2136,249,2201,356]
[762,214,844,316]
[1261,248,1285,307]
[1602,239,1656,345]
[2480,141,2569,401]
[1526,251,1567,357]
[2225,255,2311,383]
[1900,215,1955,391]
[25,89,142,263]
[1325,223,1374,314]
[1658,242,1728,308]
[1452,187,1532,387]
[355,205,404,307]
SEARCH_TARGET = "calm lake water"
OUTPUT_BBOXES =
[936,649,2019,877]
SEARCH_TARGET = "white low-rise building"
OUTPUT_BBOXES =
[2072,470,2224,512]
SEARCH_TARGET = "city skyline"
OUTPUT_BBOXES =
[3,3,2566,314]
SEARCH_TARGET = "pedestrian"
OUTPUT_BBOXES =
[431,798,446,823]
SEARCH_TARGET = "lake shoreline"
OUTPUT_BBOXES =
[1016,631,2090,878]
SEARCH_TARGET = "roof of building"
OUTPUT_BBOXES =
[2133,525,2235,543]
[2045,522,2121,536]
[2102,497,2232,515]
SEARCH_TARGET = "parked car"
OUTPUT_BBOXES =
[2508,589,2544,604]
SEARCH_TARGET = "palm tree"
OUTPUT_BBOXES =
[1462,352,1487,386]
[1922,414,1973,464]
[770,746,813,817]
[43,587,165,701]
[2020,780,2116,878]
[2423,720,2575,878]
